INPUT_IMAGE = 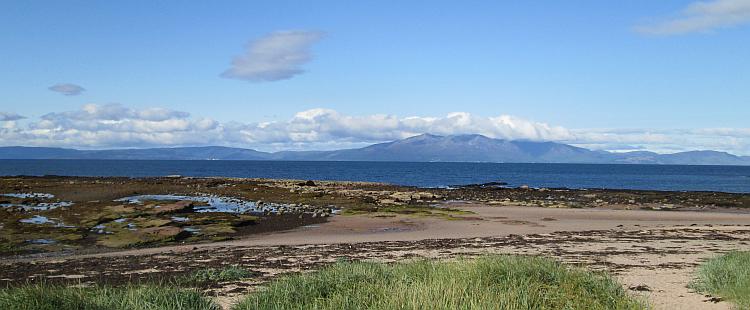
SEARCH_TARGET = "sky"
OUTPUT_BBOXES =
[1,0,749,154]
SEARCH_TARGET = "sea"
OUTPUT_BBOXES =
[0,159,749,193]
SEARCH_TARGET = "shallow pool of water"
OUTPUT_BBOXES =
[2,193,55,199]
[115,194,289,214]
[19,215,53,224]
[0,201,73,211]
[1,193,73,211]
[183,227,201,234]
[27,239,56,245]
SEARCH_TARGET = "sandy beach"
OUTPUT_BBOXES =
[4,197,750,309]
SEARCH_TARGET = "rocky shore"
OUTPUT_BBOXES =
[1,176,748,258]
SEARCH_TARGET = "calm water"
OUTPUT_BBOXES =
[1,160,749,193]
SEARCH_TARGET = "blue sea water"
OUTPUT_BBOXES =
[0,160,748,193]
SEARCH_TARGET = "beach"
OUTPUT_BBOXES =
[1,176,749,309]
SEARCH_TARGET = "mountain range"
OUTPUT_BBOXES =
[1,134,748,165]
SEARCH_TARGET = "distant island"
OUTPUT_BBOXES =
[1,134,749,165]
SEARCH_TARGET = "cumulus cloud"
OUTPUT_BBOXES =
[2,104,220,148]
[48,83,86,96]
[0,105,573,150]
[568,128,750,155]
[42,104,189,122]
[221,31,324,82]
[0,112,25,122]
[1,104,749,155]
[229,109,574,146]
[636,0,750,35]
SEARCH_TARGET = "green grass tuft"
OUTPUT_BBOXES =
[0,284,220,310]
[233,255,645,310]
[691,251,750,308]
[180,266,254,285]
[0,239,21,255]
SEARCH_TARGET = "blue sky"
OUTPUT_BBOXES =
[1,1,749,154]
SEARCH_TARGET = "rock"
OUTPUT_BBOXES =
[628,284,651,292]
[704,296,723,303]
[297,180,316,186]
[146,201,194,214]
[139,226,184,238]
[390,192,414,202]
[455,181,508,189]
[377,199,399,206]
[661,204,677,210]
[414,192,439,200]
[97,226,189,248]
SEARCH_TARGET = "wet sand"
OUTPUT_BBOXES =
[240,203,750,245]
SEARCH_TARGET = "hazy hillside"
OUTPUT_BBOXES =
[1,134,748,165]
[312,134,610,163]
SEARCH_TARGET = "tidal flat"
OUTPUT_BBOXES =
[1,176,749,309]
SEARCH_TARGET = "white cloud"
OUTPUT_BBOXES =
[48,83,86,96]
[221,31,324,82]
[568,128,750,154]
[0,112,25,121]
[229,109,574,147]
[636,0,750,35]
[41,104,190,122]
[2,104,750,155]
[5,104,220,148]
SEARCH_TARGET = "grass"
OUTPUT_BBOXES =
[179,266,254,285]
[0,239,20,255]
[233,255,645,310]
[0,284,219,310]
[691,251,750,308]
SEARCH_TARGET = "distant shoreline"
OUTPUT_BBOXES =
[2,134,749,166]
[1,157,750,167]
[0,160,748,193]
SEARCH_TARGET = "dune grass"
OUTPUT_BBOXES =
[0,284,220,310]
[233,255,645,310]
[179,265,254,285]
[691,251,750,309]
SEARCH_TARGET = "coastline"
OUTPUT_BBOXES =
[1,175,748,309]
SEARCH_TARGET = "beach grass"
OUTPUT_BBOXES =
[0,284,220,310]
[691,251,750,308]
[179,265,254,285]
[233,255,645,310]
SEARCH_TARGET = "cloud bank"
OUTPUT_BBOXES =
[0,112,25,122]
[636,0,750,35]
[1,104,748,155]
[221,31,324,82]
[2,104,220,148]
[48,83,86,96]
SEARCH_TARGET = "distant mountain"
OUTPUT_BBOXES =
[1,134,748,166]
[90,146,270,160]
[610,150,750,165]
[307,134,611,163]
[0,147,84,159]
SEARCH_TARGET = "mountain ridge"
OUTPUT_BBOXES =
[1,134,748,166]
